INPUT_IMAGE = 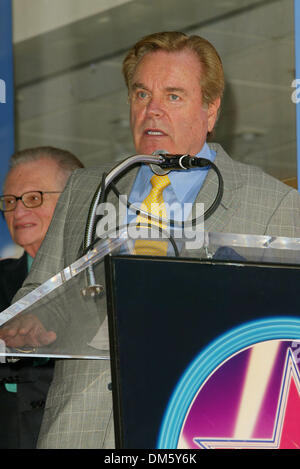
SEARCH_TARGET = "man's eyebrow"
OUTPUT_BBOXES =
[131,83,187,94]
[165,87,187,95]
[131,82,148,91]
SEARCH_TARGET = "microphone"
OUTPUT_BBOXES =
[150,149,213,174]
[160,153,199,169]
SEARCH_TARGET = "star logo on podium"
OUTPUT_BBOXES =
[194,348,300,449]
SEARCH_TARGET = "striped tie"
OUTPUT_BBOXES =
[134,174,170,256]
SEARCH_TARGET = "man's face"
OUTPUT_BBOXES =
[4,159,63,258]
[130,49,220,156]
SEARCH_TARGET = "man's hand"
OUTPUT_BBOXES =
[0,314,56,348]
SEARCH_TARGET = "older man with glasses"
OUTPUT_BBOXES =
[0,146,83,448]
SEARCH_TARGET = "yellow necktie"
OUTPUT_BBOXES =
[134,174,170,256]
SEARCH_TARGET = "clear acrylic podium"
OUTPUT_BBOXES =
[0,229,300,361]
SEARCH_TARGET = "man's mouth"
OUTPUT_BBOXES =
[145,129,166,136]
[15,223,36,230]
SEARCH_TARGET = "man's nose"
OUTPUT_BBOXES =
[13,199,29,216]
[146,96,165,117]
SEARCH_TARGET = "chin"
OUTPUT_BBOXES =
[16,235,37,250]
[136,138,172,156]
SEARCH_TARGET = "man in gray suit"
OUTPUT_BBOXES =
[1,31,300,448]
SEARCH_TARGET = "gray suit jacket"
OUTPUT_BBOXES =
[11,143,300,448]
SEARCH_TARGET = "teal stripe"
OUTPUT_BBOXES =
[5,383,17,393]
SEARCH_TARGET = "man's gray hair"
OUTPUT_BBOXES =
[4,146,84,190]
[9,146,84,173]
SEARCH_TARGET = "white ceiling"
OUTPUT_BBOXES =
[13,0,297,182]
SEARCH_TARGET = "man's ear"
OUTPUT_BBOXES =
[207,97,221,133]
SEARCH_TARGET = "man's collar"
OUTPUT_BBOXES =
[168,143,215,203]
[27,253,34,271]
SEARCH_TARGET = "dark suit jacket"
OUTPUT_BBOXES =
[0,253,27,311]
[0,253,54,449]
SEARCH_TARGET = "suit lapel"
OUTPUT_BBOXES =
[76,165,139,255]
[106,165,140,229]
[193,143,244,233]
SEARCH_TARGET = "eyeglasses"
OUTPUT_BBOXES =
[0,191,62,212]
